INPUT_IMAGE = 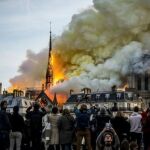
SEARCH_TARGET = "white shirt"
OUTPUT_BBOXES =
[129,112,142,133]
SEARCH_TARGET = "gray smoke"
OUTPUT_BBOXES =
[9,0,150,93]
[9,49,48,89]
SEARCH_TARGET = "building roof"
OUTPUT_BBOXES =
[35,90,53,105]
[66,91,137,103]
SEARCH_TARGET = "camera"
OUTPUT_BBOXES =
[105,123,112,130]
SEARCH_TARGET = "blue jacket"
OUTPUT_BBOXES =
[74,107,94,129]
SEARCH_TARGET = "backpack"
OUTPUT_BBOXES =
[76,112,90,129]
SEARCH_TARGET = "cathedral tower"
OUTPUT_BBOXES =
[45,23,53,89]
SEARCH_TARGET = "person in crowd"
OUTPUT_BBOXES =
[111,111,130,142]
[146,102,150,113]
[58,108,75,150]
[74,103,93,150]
[129,141,138,150]
[111,102,118,112]
[0,100,11,150]
[96,107,111,135]
[120,134,130,150]
[48,106,60,150]
[96,123,120,150]
[128,106,142,150]
[142,109,150,150]
[42,105,52,149]
[22,119,31,150]
[9,106,25,150]
[26,102,46,150]
[90,110,97,150]
[93,104,100,114]
[90,106,111,150]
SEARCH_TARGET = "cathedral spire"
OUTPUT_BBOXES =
[53,93,58,106]
[45,22,53,89]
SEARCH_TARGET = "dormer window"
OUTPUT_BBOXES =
[117,93,121,99]
[105,93,110,99]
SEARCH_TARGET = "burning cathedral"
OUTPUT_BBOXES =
[5,0,150,110]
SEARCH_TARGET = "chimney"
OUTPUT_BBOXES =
[19,90,22,96]
[3,89,7,96]
[70,89,74,95]
[0,82,2,94]
[20,90,23,96]
[13,89,16,97]
[111,85,117,92]
[16,90,19,97]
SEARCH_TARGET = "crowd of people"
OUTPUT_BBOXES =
[0,100,150,150]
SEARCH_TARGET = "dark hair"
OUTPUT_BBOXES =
[134,106,139,112]
[62,108,70,116]
[114,102,117,106]
[80,104,87,111]
[52,106,58,114]
[13,105,19,113]
[121,139,129,150]
[33,102,40,110]
[130,141,138,150]
[0,100,7,108]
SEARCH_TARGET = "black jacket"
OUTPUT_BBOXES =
[26,107,46,132]
[10,113,25,133]
[110,116,130,141]
[96,114,111,133]
[0,110,11,131]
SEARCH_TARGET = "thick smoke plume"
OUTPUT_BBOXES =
[9,49,48,89]
[10,0,150,94]
[52,0,150,93]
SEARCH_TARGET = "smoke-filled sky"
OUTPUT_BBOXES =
[52,0,150,93]
[0,0,92,90]
[1,0,150,93]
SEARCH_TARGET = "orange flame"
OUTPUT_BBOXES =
[7,50,68,104]
[45,88,67,104]
[52,52,67,84]
[117,84,128,91]
[7,85,21,93]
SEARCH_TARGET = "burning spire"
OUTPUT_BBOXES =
[53,92,58,106]
[9,0,150,95]
[46,22,53,89]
